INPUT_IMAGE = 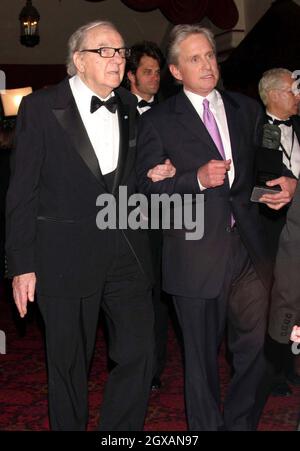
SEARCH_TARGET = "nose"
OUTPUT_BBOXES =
[113,50,123,63]
[200,57,211,70]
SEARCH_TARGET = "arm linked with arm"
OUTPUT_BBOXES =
[136,115,200,197]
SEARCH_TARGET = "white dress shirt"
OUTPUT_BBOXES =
[266,111,300,178]
[69,75,119,175]
[184,88,235,190]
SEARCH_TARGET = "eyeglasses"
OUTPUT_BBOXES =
[79,47,131,59]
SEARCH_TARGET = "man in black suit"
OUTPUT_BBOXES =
[5,20,169,431]
[136,24,294,431]
[257,68,300,396]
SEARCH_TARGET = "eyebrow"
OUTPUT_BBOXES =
[95,42,125,47]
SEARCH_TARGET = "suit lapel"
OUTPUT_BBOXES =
[52,79,106,188]
[175,90,243,187]
[111,88,137,194]
[292,116,300,143]
[174,91,221,159]
[111,92,130,195]
[52,80,136,194]
[221,91,241,172]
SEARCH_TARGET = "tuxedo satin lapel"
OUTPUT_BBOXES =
[111,94,134,195]
[52,94,106,188]
[292,116,300,143]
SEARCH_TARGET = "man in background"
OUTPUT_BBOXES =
[258,68,300,396]
[126,41,170,390]
[126,40,164,114]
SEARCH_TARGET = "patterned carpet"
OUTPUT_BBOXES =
[0,288,299,431]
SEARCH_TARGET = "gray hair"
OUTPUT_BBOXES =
[258,68,292,106]
[166,24,216,66]
[66,20,121,76]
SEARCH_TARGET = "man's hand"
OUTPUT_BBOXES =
[259,176,297,210]
[290,325,300,343]
[12,272,36,318]
[147,159,176,182]
[197,159,231,188]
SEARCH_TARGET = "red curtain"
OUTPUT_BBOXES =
[83,0,239,28]
[120,0,239,28]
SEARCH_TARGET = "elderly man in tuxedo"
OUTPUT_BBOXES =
[136,24,294,431]
[257,68,300,397]
[5,20,173,431]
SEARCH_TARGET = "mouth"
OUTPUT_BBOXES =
[201,74,214,80]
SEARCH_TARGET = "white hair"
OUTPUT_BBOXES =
[66,20,120,76]
[258,68,292,106]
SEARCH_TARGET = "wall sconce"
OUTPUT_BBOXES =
[0,87,33,117]
[19,0,40,47]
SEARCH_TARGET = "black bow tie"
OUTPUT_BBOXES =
[90,95,117,114]
[267,115,292,127]
[137,99,156,108]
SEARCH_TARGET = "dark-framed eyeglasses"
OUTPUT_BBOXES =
[79,47,131,59]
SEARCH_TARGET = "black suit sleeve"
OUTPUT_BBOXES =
[136,114,200,197]
[5,96,44,277]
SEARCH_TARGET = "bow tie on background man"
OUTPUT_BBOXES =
[90,95,117,114]
[137,99,156,108]
[267,115,292,127]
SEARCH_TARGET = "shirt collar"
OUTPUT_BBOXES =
[71,75,115,113]
[135,94,155,104]
[266,110,290,122]
[184,88,221,111]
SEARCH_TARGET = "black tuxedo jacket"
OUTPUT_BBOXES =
[258,114,300,262]
[258,113,300,177]
[136,89,271,298]
[6,78,153,297]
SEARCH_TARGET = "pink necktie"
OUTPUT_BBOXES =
[202,98,226,160]
[203,99,235,226]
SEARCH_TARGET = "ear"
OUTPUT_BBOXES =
[169,64,182,82]
[73,51,85,74]
[127,71,136,86]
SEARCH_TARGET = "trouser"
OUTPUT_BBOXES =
[173,228,268,431]
[38,233,154,431]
